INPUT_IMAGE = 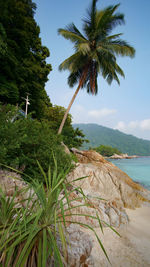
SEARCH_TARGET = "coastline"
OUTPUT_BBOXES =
[108,153,139,159]
[84,206,150,267]
[108,156,150,190]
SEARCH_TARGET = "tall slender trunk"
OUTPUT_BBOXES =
[58,67,89,135]
[58,84,80,134]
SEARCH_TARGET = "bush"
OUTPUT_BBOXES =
[0,104,73,182]
[43,105,89,148]
[93,144,122,157]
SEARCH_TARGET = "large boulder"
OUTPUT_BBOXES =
[66,150,150,227]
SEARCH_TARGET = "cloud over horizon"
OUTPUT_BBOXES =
[88,108,117,118]
[71,105,117,124]
[115,119,150,140]
[70,105,150,140]
[115,119,150,132]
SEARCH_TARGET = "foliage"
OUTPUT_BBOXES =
[57,0,135,133]
[0,104,73,182]
[43,104,89,148]
[93,145,121,157]
[0,0,88,147]
[0,0,52,119]
[0,23,7,57]
[62,126,89,149]
[0,162,116,266]
[74,123,150,156]
[44,105,72,131]
[59,0,135,90]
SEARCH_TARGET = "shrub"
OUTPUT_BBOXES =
[94,145,122,157]
[0,104,73,182]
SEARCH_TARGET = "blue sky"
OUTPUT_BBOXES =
[34,0,150,140]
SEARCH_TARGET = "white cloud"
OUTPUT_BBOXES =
[88,108,117,118]
[71,106,150,140]
[71,106,117,124]
[140,119,150,130]
[116,119,150,132]
[128,121,139,129]
[115,121,126,131]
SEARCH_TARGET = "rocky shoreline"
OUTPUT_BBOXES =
[1,149,150,266]
[108,153,139,159]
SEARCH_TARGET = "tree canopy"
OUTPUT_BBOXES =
[42,104,88,148]
[0,0,52,118]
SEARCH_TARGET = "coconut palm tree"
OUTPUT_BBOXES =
[58,0,135,134]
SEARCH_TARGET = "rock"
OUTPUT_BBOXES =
[70,149,107,164]
[109,153,138,159]
[57,224,94,267]
[105,206,120,227]
[61,141,71,154]
[0,169,34,207]
[0,169,26,194]
[66,150,150,228]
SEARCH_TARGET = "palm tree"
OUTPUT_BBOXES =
[57,0,135,134]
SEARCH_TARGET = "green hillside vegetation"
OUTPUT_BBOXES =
[93,145,122,157]
[0,0,87,182]
[73,123,150,156]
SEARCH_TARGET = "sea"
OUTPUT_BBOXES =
[109,157,150,190]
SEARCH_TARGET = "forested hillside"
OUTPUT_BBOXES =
[73,123,150,156]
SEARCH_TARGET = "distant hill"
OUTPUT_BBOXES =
[73,123,150,156]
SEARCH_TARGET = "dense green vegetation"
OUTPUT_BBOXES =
[57,0,135,134]
[0,0,52,119]
[0,104,74,182]
[0,0,87,175]
[74,123,150,156]
[93,145,121,157]
[43,104,88,149]
[0,104,87,182]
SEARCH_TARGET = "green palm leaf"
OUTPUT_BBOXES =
[57,0,135,134]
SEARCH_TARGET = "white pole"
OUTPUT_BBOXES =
[25,95,30,118]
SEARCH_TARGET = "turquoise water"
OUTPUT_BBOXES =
[110,157,150,189]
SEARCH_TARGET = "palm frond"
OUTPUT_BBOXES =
[95,4,124,39]
[58,26,87,45]
[68,70,81,87]
[82,0,98,39]
[75,42,90,55]
[106,33,123,40]
[105,40,135,57]
[59,52,83,72]
[96,50,125,85]
[65,23,86,40]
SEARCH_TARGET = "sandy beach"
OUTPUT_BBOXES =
[85,206,150,267]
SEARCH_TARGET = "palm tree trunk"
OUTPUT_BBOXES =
[58,84,80,134]
[58,67,89,135]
